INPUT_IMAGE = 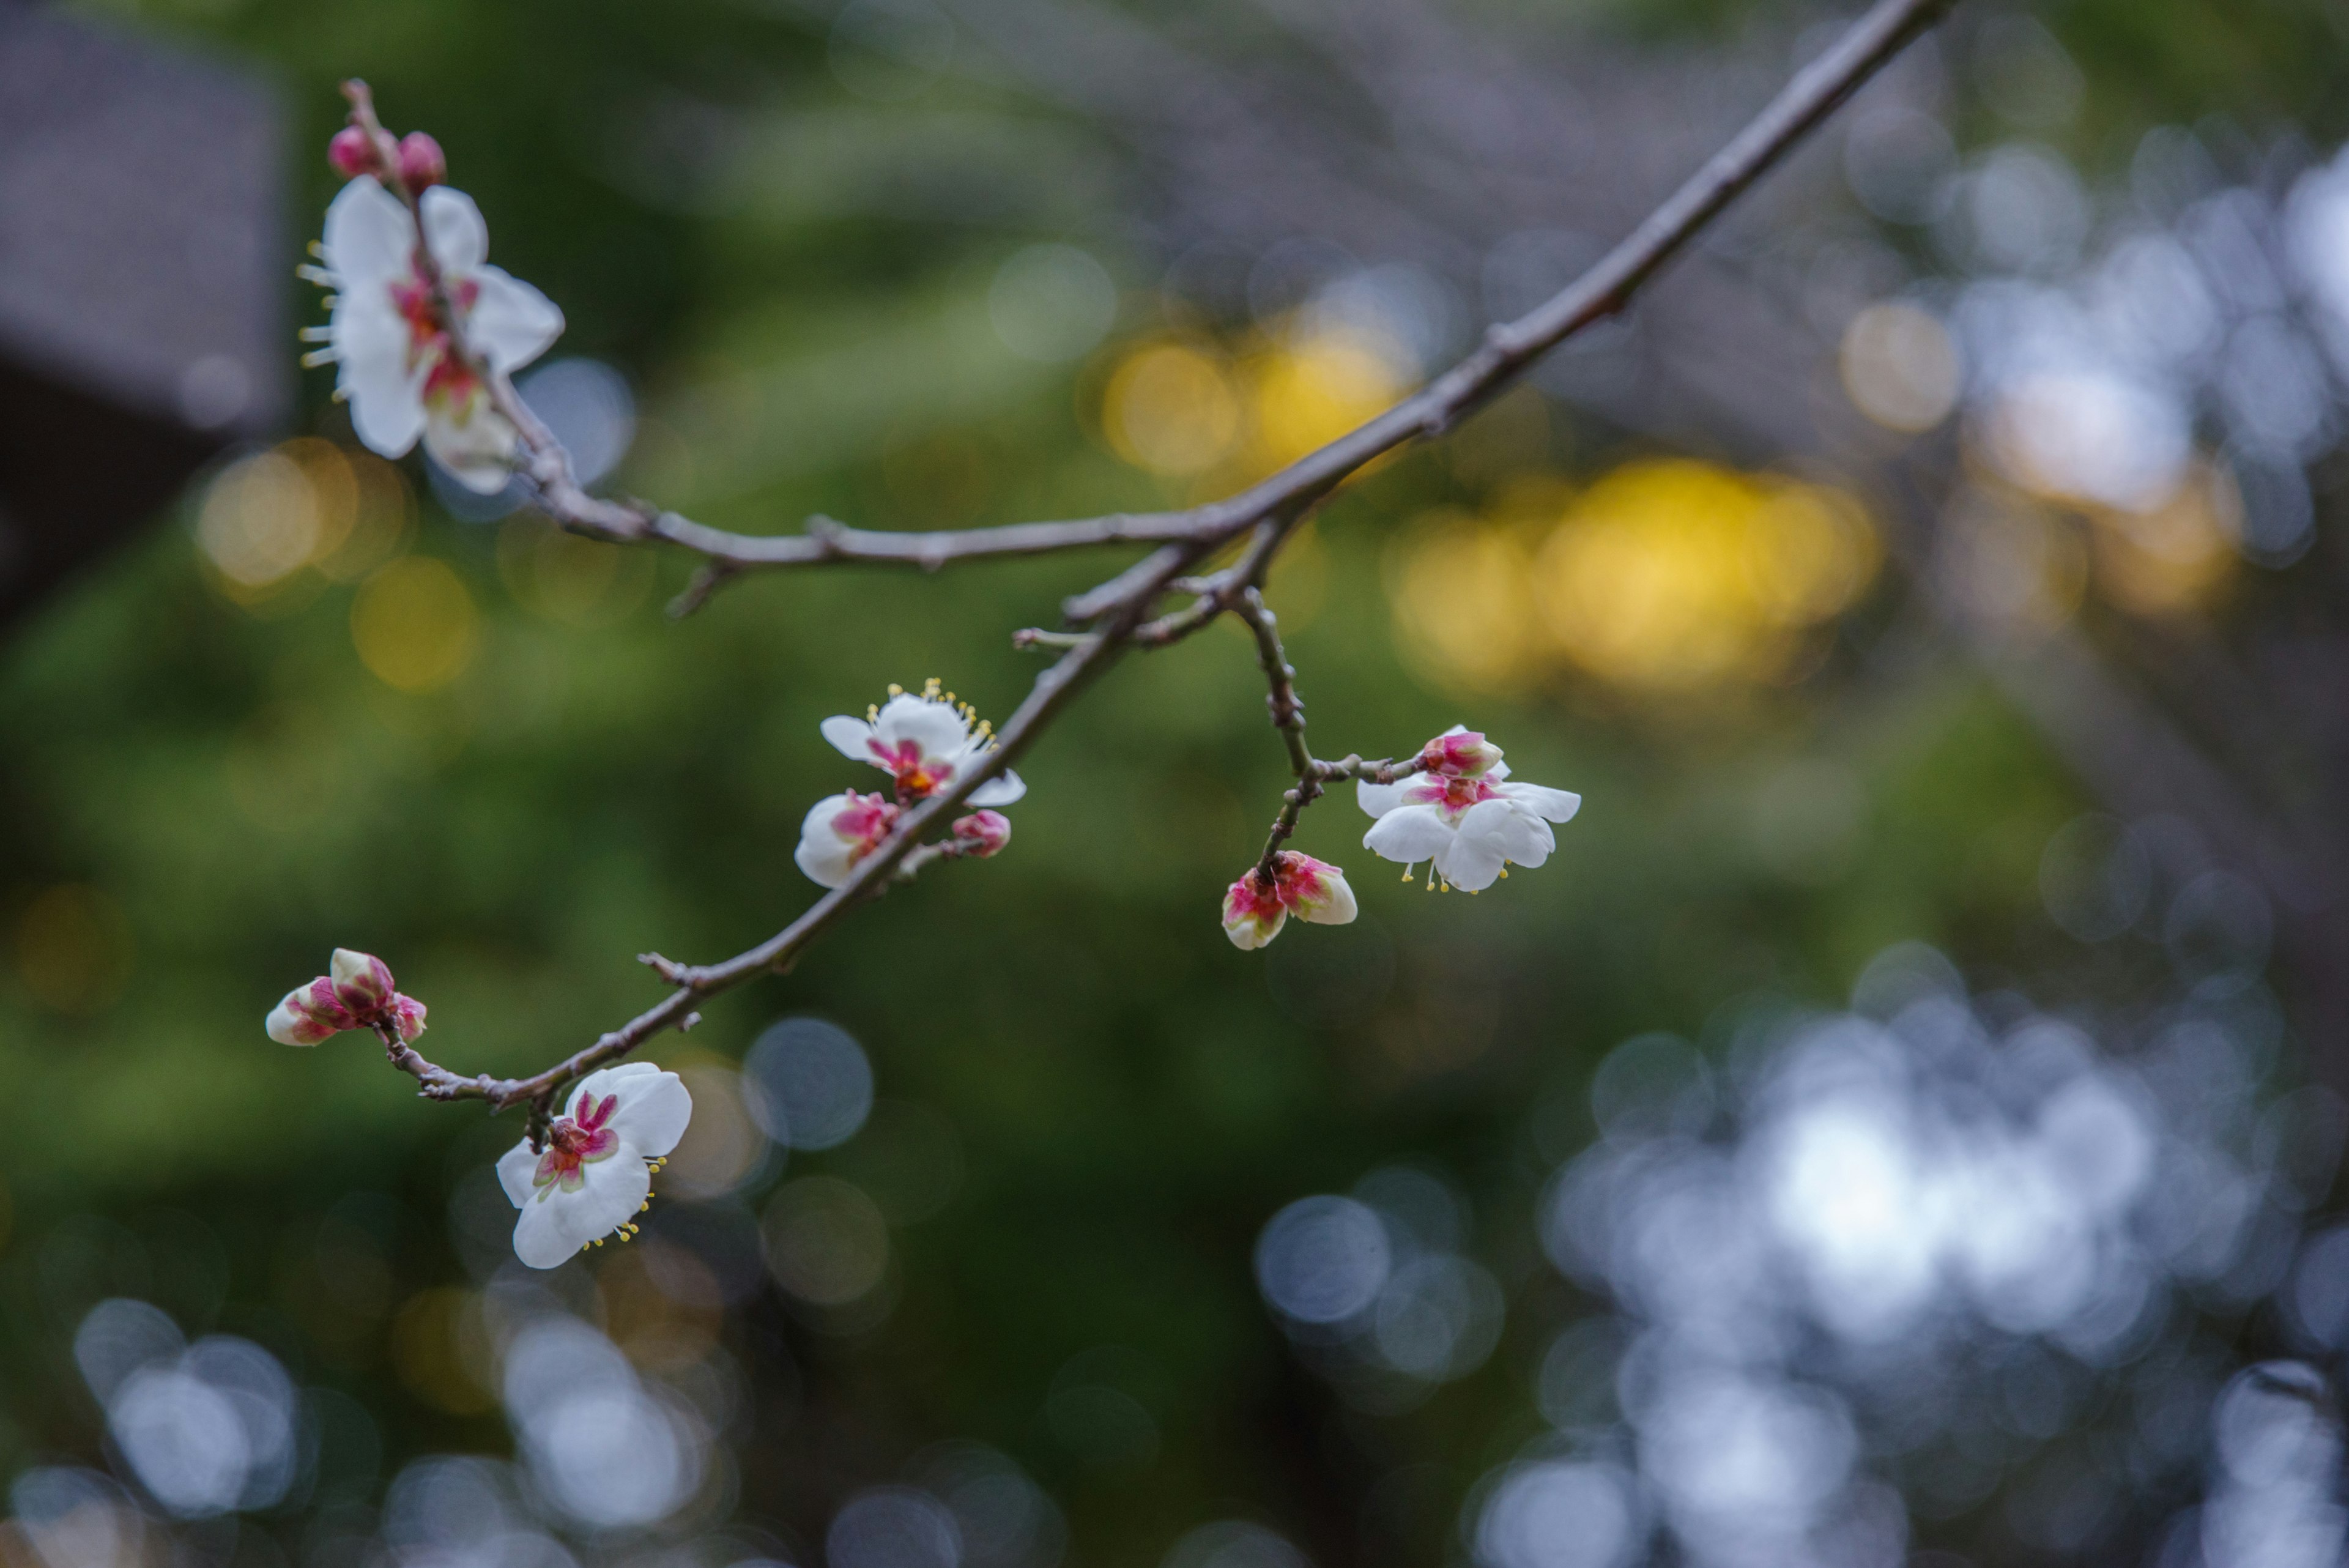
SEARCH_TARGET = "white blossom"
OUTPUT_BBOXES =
[306,178,563,491]
[1357,727,1581,891]
[495,1063,691,1268]
[817,681,1026,807]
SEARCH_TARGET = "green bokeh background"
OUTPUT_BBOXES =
[3,0,2343,1564]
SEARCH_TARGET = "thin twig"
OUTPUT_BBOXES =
[336,0,1953,1110]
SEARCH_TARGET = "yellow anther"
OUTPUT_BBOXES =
[1499,868,1509,879]
[888,683,904,697]
[1401,869,1412,882]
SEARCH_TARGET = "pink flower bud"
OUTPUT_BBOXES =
[1220,851,1357,950]
[328,947,395,1013]
[328,125,377,179]
[1419,726,1504,778]
[267,986,347,1047]
[396,132,446,190]
[951,810,1012,858]
[264,949,428,1046]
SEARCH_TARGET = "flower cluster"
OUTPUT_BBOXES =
[496,1065,692,1269]
[796,680,1024,888]
[301,119,563,492]
[264,949,697,1269]
[1220,726,1581,949]
[265,948,427,1046]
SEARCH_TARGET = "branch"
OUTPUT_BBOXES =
[332,0,1953,1109]
[368,0,1954,618]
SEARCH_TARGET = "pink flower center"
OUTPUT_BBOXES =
[534,1091,621,1192]
[868,737,952,799]
[389,272,484,412]
[1403,775,1500,822]
[832,792,901,863]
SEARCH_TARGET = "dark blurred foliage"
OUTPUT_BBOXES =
[6,3,2349,1568]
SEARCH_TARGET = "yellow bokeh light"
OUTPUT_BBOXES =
[1839,302,1962,433]
[280,437,358,562]
[1248,329,1407,475]
[14,884,133,1015]
[195,450,319,590]
[1746,483,1882,627]
[1385,508,1541,693]
[1102,343,1241,475]
[316,448,414,582]
[1532,461,1878,691]
[351,557,480,694]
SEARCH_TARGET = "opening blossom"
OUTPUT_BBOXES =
[265,948,427,1046]
[818,680,1026,808]
[496,1063,692,1268]
[1357,726,1581,892]
[303,176,563,491]
[1222,852,1358,949]
[795,790,902,888]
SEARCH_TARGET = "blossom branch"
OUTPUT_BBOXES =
[339,0,1951,623]
[301,0,1951,1115]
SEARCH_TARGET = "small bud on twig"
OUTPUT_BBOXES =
[328,125,377,179]
[396,131,447,190]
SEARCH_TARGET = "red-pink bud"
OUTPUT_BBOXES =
[396,132,446,190]
[328,125,377,179]
[951,810,1012,859]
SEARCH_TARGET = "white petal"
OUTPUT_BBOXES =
[568,1061,663,1120]
[1444,800,1526,890]
[1497,781,1581,823]
[512,1198,581,1268]
[1488,759,1512,781]
[1479,802,1554,868]
[1226,906,1285,949]
[969,768,1025,807]
[1356,779,1412,817]
[576,1061,662,1094]
[874,694,971,761]
[321,178,414,289]
[333,298,426,457]
[820,715,880,765]
[606,1071,692,1157]
[796,836,855,888]
[1302,871,1357,925]
[795,793,862,888]
[423,404,518,492]
[1363,803,1455,864]
[497,1141,540,1208]
[510,1154,650,1268]
[467,265,563,373]
[1435,824,1509,892]
[420,185,489,273]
